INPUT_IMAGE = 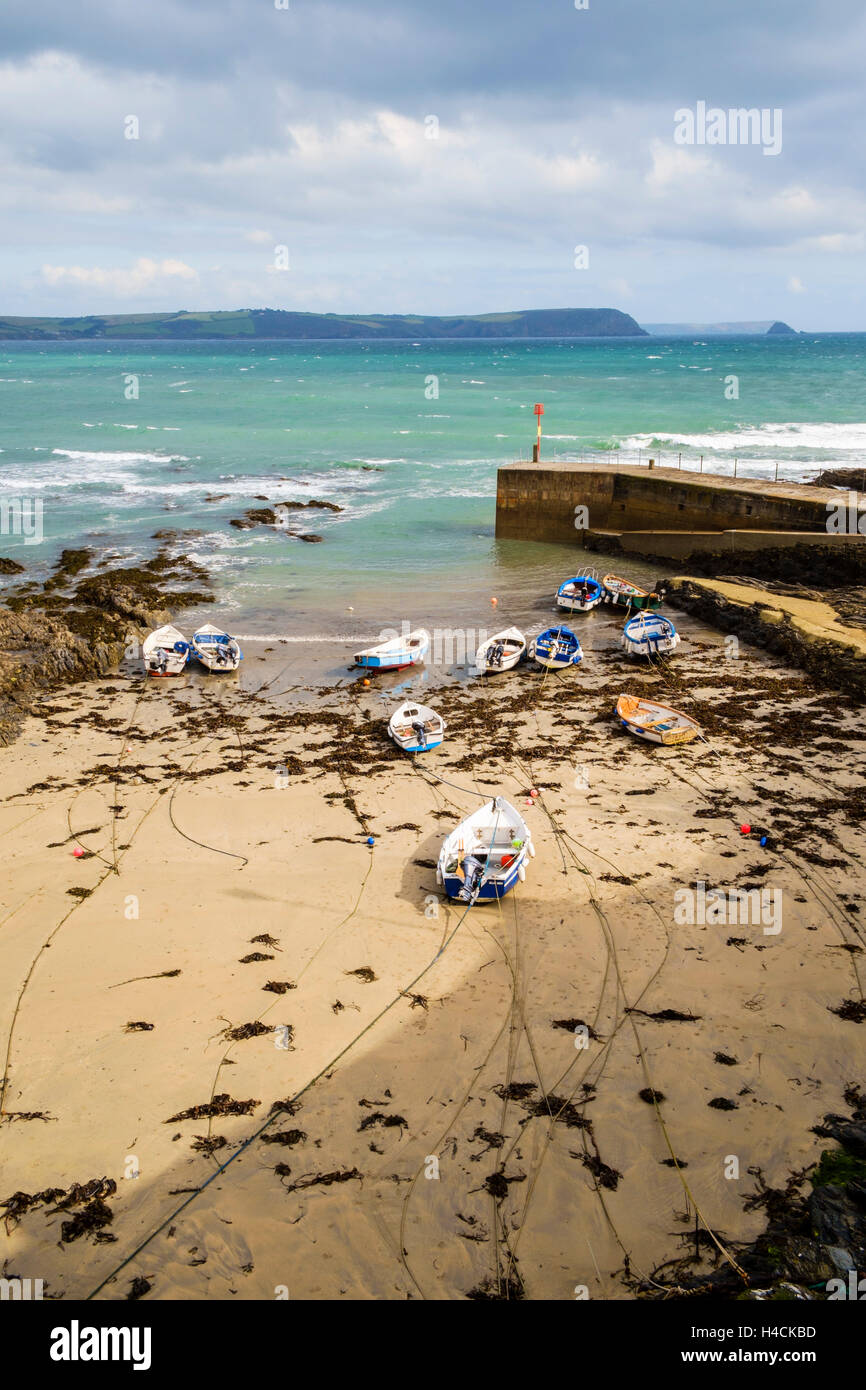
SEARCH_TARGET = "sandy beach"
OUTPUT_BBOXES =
[1,601,864,1301]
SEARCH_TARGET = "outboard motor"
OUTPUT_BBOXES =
[216,642,232,665]
[458,854,485,902]
[411,720,427,748]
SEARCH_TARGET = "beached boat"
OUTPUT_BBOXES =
[192,624,243,671]
[616,693,701,746]
[602,574,661,610]
[556,575,603,612]
[474,627,526,674]
[621,612,681,657]
[387,700,445,753]
[528,626,583,670]
[437,796,535,902]
[354,629,430,671]
[142,624,190,676]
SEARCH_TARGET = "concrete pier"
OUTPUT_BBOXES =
[495,459,865,557]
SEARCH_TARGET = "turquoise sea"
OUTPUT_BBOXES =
[1,334,864,672]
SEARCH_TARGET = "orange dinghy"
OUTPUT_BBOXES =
[615,693,701,746]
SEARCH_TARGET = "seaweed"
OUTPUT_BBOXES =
[166,1094,259,1122]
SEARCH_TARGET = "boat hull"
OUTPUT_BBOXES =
[441,855,524,901]
[556,593,602,612]
[389,731,444,753]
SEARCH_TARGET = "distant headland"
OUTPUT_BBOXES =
[0,306,647,341]
[641,320,798,336]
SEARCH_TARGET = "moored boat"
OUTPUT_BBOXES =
[556,575,603,612]
[621,612,681,657]
[616,693,701,745]
[192,624,243,671]
[602,574,661,610]
[387,700,445,753]
[142,624,190,676]
[474,626,526,674]
[354,629,430,671]
[528,626,583,670]
[437,796,534,902]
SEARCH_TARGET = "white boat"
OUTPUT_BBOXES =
[436,796,535,902]
[142,624,190,676]
[621,612,681,657]
[387,700,445,753]
[555,575,603,612]
[354,629,430,671]
[474,626,527,674]
[616,694,701,746]
[192,624,243,671]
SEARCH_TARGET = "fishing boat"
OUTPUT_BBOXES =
[616,694,701,746]
[142,624,190,676]
[555,575,603,612]
[621,612,681,657]
[387,700,445,753]
[602,574,661,611]
[437,796,535,902]
[528,626,583,670]
[474,626,526,674]
[192,624,243,671]
[353,629,430,671]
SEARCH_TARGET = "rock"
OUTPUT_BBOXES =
[0,558,25,575]
[297,533,323,543]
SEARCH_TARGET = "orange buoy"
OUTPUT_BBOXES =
[491,596,498,607]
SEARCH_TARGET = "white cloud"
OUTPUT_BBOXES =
[41,256,198,296]
[788,275,806,293]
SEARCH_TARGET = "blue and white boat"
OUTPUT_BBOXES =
[621,612,681,657]
[354,628,429,671]
[556,575,603,612]
[192,624,243,671]
[388,700,445,753]
[529,626,583,670]
[437,796,534,903]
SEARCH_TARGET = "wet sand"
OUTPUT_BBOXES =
[1,604,864,1300]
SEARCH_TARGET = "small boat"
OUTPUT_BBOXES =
[602,574,661,610]
[616,694,701,746]
[353,629,429,671]
[621,612,681,657]
[528,626,583,670]
[437,796,535,902]
[143,624,190,676]
[556,575,603,612]
[192,624,243,671]
[474,627,526,674]
[388,701,445,753]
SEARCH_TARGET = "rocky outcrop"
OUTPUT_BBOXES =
[0,539,215,743]
[810,467,866,491]
[667,576,866,698]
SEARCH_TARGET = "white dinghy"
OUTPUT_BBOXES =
[143,624,190,676]
[474,627,527,674]
[387,700,445,753]
[437,796,535,902]
[192,624,243,671]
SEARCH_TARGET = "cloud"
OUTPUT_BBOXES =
[0,3,862,324]
[788,275,806,293]
[41,257,198,296]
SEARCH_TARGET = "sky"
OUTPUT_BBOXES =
[1,0,864,328]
